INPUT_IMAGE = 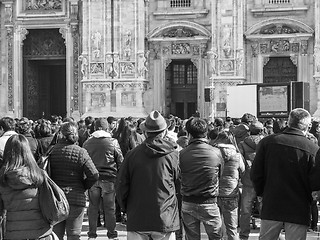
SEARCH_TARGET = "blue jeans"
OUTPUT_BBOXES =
[181,201,222,240]
[239,186,258,240]
[87,180,117,239]
[259,219,308,240]
[53,205,85,240]
[218,196,239,240]
[127,231,176,240]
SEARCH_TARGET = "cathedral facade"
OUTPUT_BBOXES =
[0,0,319,120]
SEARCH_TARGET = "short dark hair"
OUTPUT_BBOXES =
[185,117,207,138]
[0,117,16,132]
[107,116,117,124]
[84,116,94,127]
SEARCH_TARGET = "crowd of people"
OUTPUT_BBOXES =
[0,108,319,240]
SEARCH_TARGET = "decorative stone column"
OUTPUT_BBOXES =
[3,1,14,113]
[313,0,320,117]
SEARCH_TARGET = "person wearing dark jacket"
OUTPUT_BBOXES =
[116,110,180,240]
[251,108,320,240]
[179,117,223,240]
[50,122,99,240]
[83,118,123,240]
[238,120,264,240]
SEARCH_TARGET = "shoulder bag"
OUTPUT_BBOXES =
[38,171,70,226]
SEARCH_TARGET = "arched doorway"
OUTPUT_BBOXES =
[23,29,66,120]
[166,59,197,119]
[263,57,297,83]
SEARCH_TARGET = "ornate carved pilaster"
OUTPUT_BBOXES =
[313,78,320,118]
[6,26,13,111]
[71,25,80,111]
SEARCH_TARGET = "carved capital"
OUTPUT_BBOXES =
[19,28,29,45]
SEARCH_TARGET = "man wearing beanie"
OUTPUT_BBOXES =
[116,110,180,240]
[83,118,123,240]
[238,120,264,240]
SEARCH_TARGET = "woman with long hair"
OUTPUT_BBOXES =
[49,122,99,240]
[118,122,143,157]
[0,134,53,239]
[211,130,245,240]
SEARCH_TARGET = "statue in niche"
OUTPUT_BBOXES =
[26,0,62,10]
[105,54,114,77]
[208,50,218,75]
[92,31,102,58]
[222,26,232,57]
[78,55,88,79]
[113,54,120,77]
[123,31,132,60]
[137,52,148,78]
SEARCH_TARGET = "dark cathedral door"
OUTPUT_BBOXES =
[263,56,297,83]
[166,60,198,119]
[23,29,66,120]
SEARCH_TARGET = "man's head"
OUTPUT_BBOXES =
[140,111,169,138]
[288,108,311,132]
[241,113,256,125]
[0,117,15,133]
[107,116,117,132]
[249,120,264,135]
[185,117,208,139]
[95,117,109,131]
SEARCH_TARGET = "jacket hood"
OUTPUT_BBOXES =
[5,167,34,190]
[243,135,264,150]
[91,130,112,138]
[216,143,237,161]
[144,136,177,157]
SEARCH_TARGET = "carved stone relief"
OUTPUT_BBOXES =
[91,92,107,107]
[220,60,234,72]
[114,82,147,91]
[251,42,259,57]
[162,28,199,38]
[260,24,299,34]
[121,92,137,107]
[172,43,191,55]
[25,0,62,10]
[120,62,135,77]
[207,50,218,75]
[90,63,104,74]
[301,40,308,55]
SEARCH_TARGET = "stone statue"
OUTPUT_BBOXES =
[78,55,88,79]
[92,31,102,58]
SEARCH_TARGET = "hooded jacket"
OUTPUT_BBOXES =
[238,134,264,187]
[215,143,245,197]
[0,167,52,239]
[116,135,180,232]
[83,130,123,181]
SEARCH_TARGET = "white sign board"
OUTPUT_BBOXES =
[226,85,257,118]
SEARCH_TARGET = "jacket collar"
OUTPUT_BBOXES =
[91,130,112,138]
[283,127,306,137]
[188,138,208,145]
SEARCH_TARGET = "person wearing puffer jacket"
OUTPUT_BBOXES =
[237,121,264,240]
[211,130,245,240]
[0,134,53,240]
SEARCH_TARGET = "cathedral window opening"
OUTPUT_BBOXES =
[172,62,197,85]
[170,0,191,8]
[266,0,290,4]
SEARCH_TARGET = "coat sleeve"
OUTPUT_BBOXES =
[113,139,124,171]
[250,140,265,197]
[309,148,320,191]
[116,155,130,212]
[81,149,99,189]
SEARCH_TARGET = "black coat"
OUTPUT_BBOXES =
[251,127,320,226]
[116,136,180,232]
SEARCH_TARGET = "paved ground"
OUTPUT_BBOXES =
[79,216,320,240]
